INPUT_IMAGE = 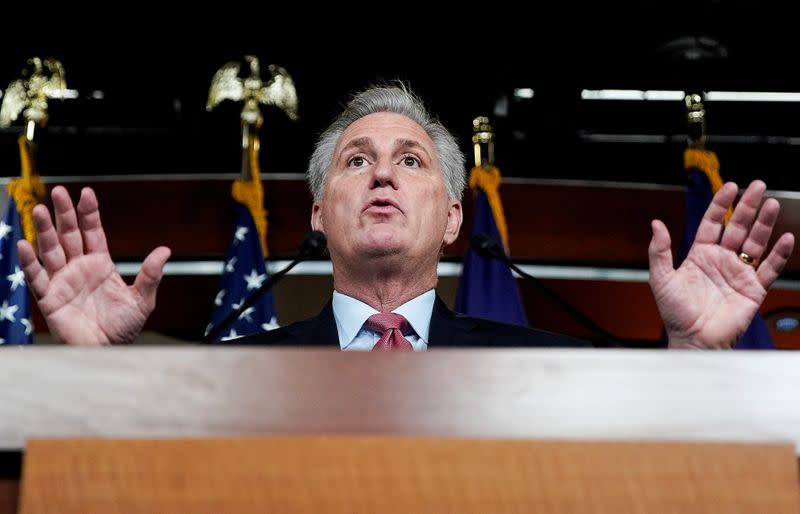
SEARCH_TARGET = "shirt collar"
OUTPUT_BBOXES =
[332,289,435,348]
[332,291,379,348]
[393,289,434,343]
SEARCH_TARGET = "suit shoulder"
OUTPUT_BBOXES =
[228,317,317,345]
[466,315,589,347]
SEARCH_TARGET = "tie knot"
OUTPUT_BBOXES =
[365,312,411,335]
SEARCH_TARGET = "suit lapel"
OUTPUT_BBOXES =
[428,295,479,347]
[290,301,340,346]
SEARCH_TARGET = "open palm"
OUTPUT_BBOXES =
[649,181,795,349]
[17,186,170,345]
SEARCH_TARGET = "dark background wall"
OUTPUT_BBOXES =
[3,1,800,189]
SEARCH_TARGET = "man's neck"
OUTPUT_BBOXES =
[333,260,438,312]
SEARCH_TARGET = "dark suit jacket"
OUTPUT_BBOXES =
[235,295,586,348]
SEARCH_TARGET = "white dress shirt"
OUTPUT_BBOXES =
[332,289,435,351]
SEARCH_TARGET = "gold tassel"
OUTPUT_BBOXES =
[7,135,45,248]
[468,165,510,253]
[683,148,733,225]
[231,132,269,256]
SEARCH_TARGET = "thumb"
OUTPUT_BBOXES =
[133,246,171,309]
[648,220,674,286]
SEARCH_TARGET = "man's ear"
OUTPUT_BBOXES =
[442,200,463,246]
[311,203,324,232]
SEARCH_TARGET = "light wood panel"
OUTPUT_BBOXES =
[19,437,800,514]
[1,348,799,452]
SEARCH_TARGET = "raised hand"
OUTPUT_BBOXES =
[649,180,795,349]
[17,186,171,345]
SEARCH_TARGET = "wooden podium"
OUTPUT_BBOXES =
[1,347,799,513]
[15,436,800,513]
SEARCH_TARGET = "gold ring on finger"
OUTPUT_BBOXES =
[738,251,759,268]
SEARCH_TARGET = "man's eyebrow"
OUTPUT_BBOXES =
[339,137,374,155]
[395,139,432,160]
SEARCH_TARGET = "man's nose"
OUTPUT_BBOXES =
[370,158,399,189]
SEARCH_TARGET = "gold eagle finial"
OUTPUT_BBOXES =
[1,57,68,129]
[206,55,298,125]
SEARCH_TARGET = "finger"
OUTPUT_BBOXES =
[32,203,67,274]
[694,182,738,245]
[720,180,767,251]
[648,219,674,286]
[17,239,49,300]
[756,232,795,288]
[133,246,171,312]
[51,185,84,261]
[740,197,780,262]
[76,187,109,255]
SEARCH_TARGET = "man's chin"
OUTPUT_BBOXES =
[348,225,416,257]
[357,236,406,258]
[360,243,404,258]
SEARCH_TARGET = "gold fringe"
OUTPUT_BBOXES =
[468,165,510,252]
[683,148,733,225]
[231,132,269,256]
[7,135,45,248]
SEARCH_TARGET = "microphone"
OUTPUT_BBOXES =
[202,231,327,343]
[295,230,327,258]
[470,232,622,347]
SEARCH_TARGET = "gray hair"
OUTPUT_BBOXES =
[307,84,466,202]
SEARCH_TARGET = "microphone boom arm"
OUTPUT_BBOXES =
[202,260,299,343]
[471,232,622,347]
[202,231,326,343]
[503,259,621,346]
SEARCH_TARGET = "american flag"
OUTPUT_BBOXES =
[206,203,278,341]
[0,198,33,344]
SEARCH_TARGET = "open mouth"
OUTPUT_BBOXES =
[365,198,401,213]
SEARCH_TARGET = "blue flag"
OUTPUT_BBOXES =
[681,149,773,349]
[207,203,278,341]
[0,198,33,345]
[455,166,528,325]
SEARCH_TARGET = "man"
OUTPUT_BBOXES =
[17,85,796,349]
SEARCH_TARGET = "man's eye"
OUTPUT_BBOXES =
[402,156,419,167]
[349,156,366,167]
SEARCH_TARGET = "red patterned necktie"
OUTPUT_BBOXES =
[365,312,414,351]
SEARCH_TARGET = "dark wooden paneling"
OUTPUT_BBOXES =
[48,179,800,272]
[29,178,800,348]
[52,179,314,259]
[466,182,800,272]
[0,480,17,514]
[472,184,681,267]
[517,279,800,349]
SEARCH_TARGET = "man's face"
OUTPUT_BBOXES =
[311,112,462,268]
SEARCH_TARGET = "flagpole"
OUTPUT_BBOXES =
[0,57,66,344]
[685,92,706,149]
[205,56,298,341]
[472,116,494,169]
[456,115,529,326]
[0,57,65,248]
